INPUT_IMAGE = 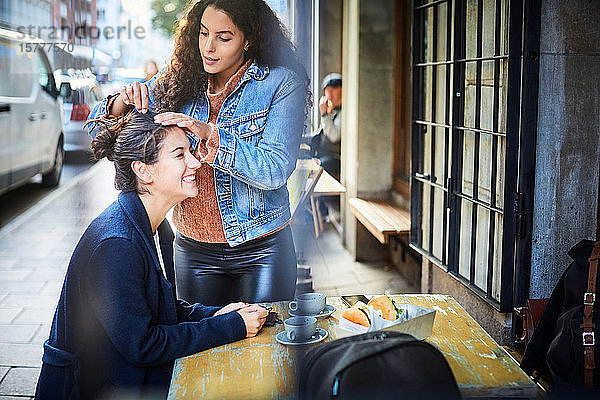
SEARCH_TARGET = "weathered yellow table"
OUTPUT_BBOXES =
[168,295,538,399]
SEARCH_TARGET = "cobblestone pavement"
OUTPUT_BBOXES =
[0,160,414,399]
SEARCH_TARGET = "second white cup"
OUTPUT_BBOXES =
[289,293,326,315]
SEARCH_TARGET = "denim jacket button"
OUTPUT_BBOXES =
[250,123,257,131]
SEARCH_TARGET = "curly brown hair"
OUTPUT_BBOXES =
[151,0,310,113]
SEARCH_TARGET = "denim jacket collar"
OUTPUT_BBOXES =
[245,60,269,81]
[197,60,269,117]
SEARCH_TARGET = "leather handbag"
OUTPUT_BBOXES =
[515,298,550,346]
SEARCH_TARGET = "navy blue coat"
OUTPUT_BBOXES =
[35,192,246,399]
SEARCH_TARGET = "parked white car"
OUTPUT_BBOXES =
[0,28,64,195]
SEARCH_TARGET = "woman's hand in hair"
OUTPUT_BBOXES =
[154,113,212,141]
[237,304,269,337]
[113,81,150,115]
[213,302,249,316]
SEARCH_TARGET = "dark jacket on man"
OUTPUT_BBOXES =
[35,191,246,399]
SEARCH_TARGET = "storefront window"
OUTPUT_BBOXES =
[411,0,525,311]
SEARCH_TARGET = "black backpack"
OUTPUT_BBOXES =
[298,331,461,400]
[521,240,600,397]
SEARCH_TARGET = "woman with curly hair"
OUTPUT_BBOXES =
[88,0,309,306]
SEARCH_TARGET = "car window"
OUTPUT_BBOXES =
[37,53,49,88]
[70,90,82,105]
[36,52,56,95]
[0,38,35,98]
[0,39,8,96]
[61,84,74,103]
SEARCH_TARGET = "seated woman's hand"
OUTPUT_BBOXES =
[213,302,249,317]
[154,112,212,141]
[237,304,269,338]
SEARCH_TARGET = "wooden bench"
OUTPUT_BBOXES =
[348,198,410,244]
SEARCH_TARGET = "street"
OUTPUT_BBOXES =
[0,152,96,229]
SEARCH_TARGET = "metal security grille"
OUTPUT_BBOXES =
[410,0,534,312]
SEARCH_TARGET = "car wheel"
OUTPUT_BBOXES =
[42,137,64,187]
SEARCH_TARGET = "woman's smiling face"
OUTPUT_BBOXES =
[199,6,248,83]
[149,128,201,204]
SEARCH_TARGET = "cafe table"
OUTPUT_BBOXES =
[168,294,538,399]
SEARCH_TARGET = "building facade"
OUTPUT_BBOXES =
[0,0,53,31]
[51,0,96,46]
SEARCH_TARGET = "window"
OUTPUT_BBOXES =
[411,0,529,311]
[0,39,9,97]
[0,38,35,98]
[37,52,57,96]
[38,54,49,89]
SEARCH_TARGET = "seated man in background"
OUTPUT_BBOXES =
[313,73,342,180]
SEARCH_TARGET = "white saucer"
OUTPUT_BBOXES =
[288,304,335,318]
[275,327,328,346]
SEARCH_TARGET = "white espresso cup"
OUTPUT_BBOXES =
[289,293,326,316]
[284,316,317,342]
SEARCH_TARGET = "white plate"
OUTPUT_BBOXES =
[275,327,328,346]
[288,304,335,318]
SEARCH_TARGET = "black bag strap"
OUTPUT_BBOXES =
[581,241,600,388]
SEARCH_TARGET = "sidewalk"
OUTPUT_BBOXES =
[0,160,118,399]
[0,160,415,399]
[292,217,418,297]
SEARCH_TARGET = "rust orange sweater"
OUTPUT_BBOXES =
[173,59,252,243]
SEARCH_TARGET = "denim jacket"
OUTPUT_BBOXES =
[88,61,306,246]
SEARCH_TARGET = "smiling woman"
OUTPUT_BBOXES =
[87,0,311,307]
[138,127,202,209]
[35,111,269,400]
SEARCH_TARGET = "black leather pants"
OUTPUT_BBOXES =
[174,225,297,306]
